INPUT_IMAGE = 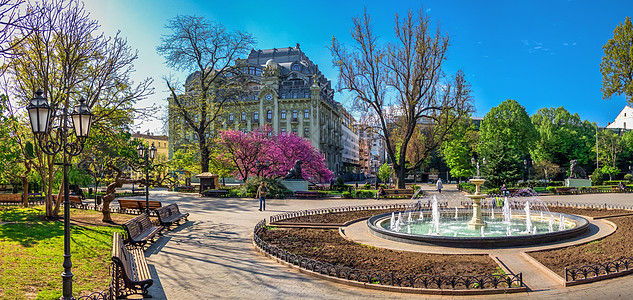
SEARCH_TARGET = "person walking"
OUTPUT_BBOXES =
[256,182,268,211]
[436,178,443,193]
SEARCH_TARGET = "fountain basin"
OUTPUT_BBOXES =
[367,209,589,248]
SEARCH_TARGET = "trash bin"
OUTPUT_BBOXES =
[96,195,102,205]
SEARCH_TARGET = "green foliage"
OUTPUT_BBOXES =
[341,191,352,198]
[458,182,475,193]
[601,165,620,180]
[600,16,633,102]
[546,186,556,193]
[441,120,477,180]
[240,177,292,199]
[625,173,633,182]
[378,163,393,183]
[530,107,596,171]
[351,190,375,198]
[478,99,538,187]
[591,168,604,186]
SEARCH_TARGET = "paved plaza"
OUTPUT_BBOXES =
[126,185,633,299]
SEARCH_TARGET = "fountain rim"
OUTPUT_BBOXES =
[367,209,590,248]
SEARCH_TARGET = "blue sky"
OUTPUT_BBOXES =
[83,0,633,134]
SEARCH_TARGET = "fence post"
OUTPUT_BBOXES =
[564,267,568,282]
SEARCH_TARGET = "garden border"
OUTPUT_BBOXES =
[253,219,526,294]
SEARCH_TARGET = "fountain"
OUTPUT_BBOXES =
[367,163,590,248]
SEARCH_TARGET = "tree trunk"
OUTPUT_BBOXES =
[200,140,209,172]
[21,176,29,208]
[102,163,142,222]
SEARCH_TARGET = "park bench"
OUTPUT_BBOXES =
[118,199,162,212]
[111,232,153,299]
[52,194,85,208]
[121,213,163,248]
[200,189,227,197]
[555,187,577,195]
[156,203,189,228]
[0,193,22,203]
[380,189,415,199]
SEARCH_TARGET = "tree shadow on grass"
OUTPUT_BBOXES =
[0,221,63,246]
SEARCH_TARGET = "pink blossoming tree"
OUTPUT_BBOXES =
[217,128,333,183]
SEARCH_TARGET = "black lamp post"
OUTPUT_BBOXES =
[27,89,92,300]
[137,142,156,215]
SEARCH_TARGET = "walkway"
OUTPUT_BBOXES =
[131,187,633,299]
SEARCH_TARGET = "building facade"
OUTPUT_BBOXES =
[356,125,385,178]
[607,105,633,130]
[168,45,343,173]
[340,106,360,175]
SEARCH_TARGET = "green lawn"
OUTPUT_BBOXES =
[0,206,123,300]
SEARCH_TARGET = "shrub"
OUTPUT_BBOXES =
[591,169,604,186]
[362,183,372,189]
[486,188,500,195]
[240,177,293,199]
[547,181,564,187]
[458,182,475,193]
[605,180,628,185]
[352,190,375,198]
[625,174,633,182]
[341,191,352,198]
[546,186,556,193]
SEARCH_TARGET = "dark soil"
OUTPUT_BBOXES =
[279,208,401,224]
[530,207,633,277]
[260,227,499,276]
[546,206,633,218]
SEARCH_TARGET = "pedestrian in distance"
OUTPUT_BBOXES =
[256,182,268,211]
[436,178,443,193]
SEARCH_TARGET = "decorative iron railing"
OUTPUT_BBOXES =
[77,289,112,300]
[254,220,523,290]
[565,257,633,282]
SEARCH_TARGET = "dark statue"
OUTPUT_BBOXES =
[284,160,303,180]
[569,159,587,179]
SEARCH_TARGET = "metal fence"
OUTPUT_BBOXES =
[565,257,633,282]
[254,219,523,290]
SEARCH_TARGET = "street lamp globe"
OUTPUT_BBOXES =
[137,144,146,159]
[148,142,157,161]
[71,97,93,139]
[26,89,52,136]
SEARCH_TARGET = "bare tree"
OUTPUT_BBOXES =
[0,0,33,61]
[332,8,473,188]
[5,0,153,218]
[157,15,255,173]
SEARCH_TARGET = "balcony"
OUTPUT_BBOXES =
[291,118,298,123]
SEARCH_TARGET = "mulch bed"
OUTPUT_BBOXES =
[278,208,402,224]
[529,206,633,277]
[260,227,498,277]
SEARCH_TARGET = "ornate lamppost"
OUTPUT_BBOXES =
[137,142,157,215]
[27,89,93,300]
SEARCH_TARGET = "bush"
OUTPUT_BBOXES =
[240,177,293,199]
[624,174,633,182]
[605,180,628,186]
[546,186,557,193]
[363,183,372,189]
[547,181,564,187]
[591,169,604,186]
[352,190,375,198]
[458,182,475,193]
[341,191,352,198]
[486,188,500,195]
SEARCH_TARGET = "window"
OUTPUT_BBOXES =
[292,110,298,119]
[304,128,310,137]
[241,112,246,120]
[229,113,234,121]
[625,122,627,129]
[281,93,286,99]
[292,127,298,134]
[291,63,300,71]
[253,111,259,120]
[304,92,310,98]
[281,128,286,134]
[304,109,310,119]
[293,92,298,98]
[267,110,272,121]
[281,110,286,119]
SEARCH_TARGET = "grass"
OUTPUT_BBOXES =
[0,206,124,300]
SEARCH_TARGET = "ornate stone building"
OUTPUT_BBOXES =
[168,45,343,173]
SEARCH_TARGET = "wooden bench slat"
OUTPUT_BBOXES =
[156,203,189,228]
[122,213,164,247]
[111,232,153,298]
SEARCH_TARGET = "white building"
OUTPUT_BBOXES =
[340,106,360,174]
[607,105,633,130]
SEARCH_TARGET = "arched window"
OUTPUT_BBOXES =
[267,110,272,121]
[304,109,310,119]
[229,113,234,121]
[241,111,246,120]
[291,63,300,71]
[281,110,286,119]
[253,111,259,120]
[292,110,298,119]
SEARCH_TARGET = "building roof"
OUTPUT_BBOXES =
[131,132,168,141]
[195,172,219,178]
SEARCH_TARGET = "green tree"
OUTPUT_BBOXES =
[530,107,596,173]
[6,0,152,218]
[378,163,393,185]
[441,119,477,182]
[601,16,633,103]
[597,129,622,180]
[478,99,538,187]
